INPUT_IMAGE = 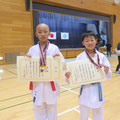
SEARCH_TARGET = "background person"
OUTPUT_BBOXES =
[115,42,120,74]
[106,42,112,57]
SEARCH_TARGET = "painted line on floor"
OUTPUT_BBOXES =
[0,85,79,102]
[0,77,17,81]
[74,108,80,113]
[58,106,79,116]
[0,100,32,111]
[0,70,119,111]
[0,86,80,111]
[0,93,31,102]
[58,105,92,120]
[3,68,17,75]
[61,86,79,95]
[0,73,119,103]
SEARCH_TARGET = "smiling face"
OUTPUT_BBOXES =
[35,24,50,44]
[82,35,97,53]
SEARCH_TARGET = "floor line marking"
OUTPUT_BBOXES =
[60,86,79,95]
[74,108,92,120]
[0,77,17,81]
[0,86,79,102]
[58,106,92,120]
[3,68,17,75]
[0,100,32,111]
[0,86,80,111]
[58,106,79,116]
[74,108,80,113]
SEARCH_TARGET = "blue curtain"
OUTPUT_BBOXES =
[37,11,98,48]
[106,22,111,43]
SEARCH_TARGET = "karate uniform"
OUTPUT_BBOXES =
[76,51,112,120]
[27,43,65,120]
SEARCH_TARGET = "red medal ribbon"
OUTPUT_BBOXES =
[85,50,100,67]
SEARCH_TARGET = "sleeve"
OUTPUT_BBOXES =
[55,46,65,64]
[102,55,112,80]
[76,56,79,61]
[27,47,32,56]
[115,49,120,56]
[54,46,67,85]
[76,54,82,61]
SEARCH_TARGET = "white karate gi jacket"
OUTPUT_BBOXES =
[27,43,65,106]
[76,51,112,108]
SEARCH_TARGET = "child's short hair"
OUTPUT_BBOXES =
[82,31,97,41]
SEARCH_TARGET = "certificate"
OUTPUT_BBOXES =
[17,56,63,82]
[66,58,106,85]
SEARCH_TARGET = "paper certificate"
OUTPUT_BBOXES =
[17,56,63,82]
[66,58,106,85]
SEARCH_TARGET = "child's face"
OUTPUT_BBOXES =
[36,24,50,43]
[82,36,97,52]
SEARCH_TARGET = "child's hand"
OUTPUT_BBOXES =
[53,54,60,57]
[96,65,102,69]
[65,72,71,84]
[104,65,109,74]
[25,54,32,58]
[65,72,71,78]
[97,64,109,74]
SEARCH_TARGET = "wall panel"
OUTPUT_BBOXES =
[0,0,33,64]
[0,0,120,64]
[33,0,120,49]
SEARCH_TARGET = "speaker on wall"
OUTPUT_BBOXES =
[26,0,30,11]
[113,14,116,24]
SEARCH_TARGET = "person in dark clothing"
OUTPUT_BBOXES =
[115,42,120,74]
[106,42,112,57]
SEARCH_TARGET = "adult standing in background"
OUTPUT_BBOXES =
[115,42,120,74]
[106,42,112,57]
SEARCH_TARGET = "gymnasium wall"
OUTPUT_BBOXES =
[0,0,120,64]
[33,0,120,47]
[0,0,33,64]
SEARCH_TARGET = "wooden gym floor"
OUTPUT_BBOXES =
[0,55,120,120]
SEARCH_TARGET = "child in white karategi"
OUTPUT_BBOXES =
[27,23,65,120]
[66,31,112,120]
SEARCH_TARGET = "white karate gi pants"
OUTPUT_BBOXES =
[80,105,104,120]
[33,102,57,120]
